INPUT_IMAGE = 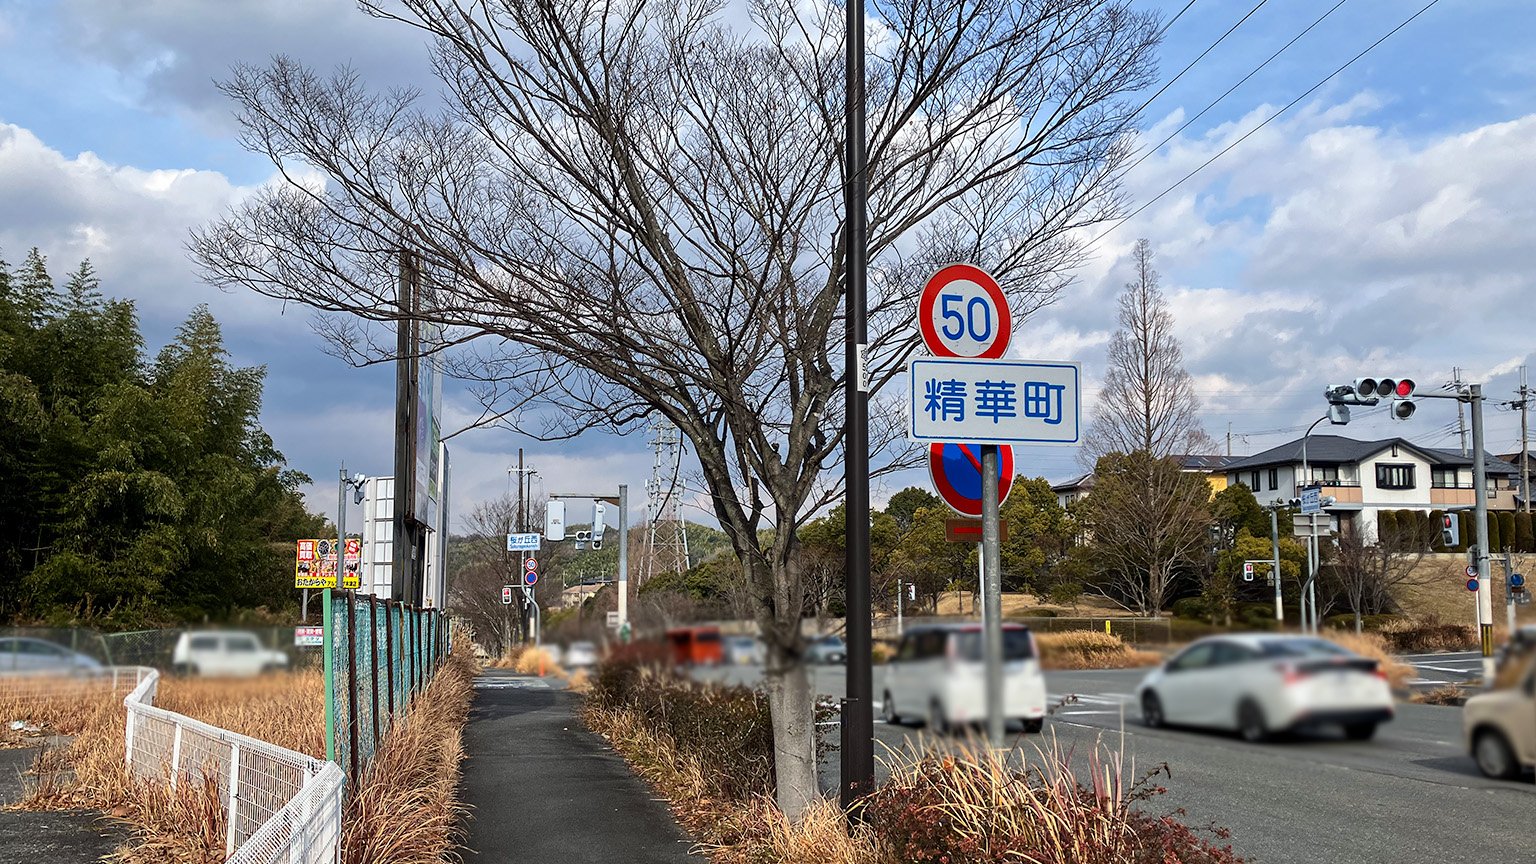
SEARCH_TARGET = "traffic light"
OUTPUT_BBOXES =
[1390,378,1416,420]
[1440,512,1459,547]
[908,583,916,602]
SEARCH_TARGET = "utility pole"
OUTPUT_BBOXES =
[840,0,875,812]
[1454,367,1468,457]
[1270,507,1283,624]
[1518,366,1530,514]
[1227,422,1233,458]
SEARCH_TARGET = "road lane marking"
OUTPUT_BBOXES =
[474,677,552,690]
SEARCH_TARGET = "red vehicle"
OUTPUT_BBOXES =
[666,626,724,666]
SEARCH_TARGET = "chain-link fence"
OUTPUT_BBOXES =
[327,592,448,785]
[124,668,342,864]
[0,625,326,670]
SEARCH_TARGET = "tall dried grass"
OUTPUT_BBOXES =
[1035,632,1162,670]
[1322,631,1415,691]
[342,641,475,864]
[0,677,125,747]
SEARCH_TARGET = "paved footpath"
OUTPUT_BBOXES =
[0,745,125,863]
[461,669,697,863]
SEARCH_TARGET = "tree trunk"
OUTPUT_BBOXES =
[763,640,819,819]
[1354,609,1363,634]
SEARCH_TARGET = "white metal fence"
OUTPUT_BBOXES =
[123,669,344,864]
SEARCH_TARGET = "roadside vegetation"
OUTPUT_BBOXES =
[10,641,474,863]
[1035,632,1162,670]
[585,648,1244,864]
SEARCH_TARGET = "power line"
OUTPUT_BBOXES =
[1123,0,1351,179]
[1160,0,1200,36]
[1133,0,1272,118]
[1087,0,1445,252]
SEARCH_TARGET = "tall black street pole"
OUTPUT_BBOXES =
[840,0,874,810]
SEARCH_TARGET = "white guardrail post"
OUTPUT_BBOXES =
[226,741,241,856]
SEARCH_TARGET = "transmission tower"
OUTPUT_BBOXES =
[644,421,690,585]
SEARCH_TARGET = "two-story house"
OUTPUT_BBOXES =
[1052,454,1232,509]
[1222,435,1521,540]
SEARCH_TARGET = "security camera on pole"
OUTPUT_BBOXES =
[1326,373,1498,683]
[909,263,1081,746]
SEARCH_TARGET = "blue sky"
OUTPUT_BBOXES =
[1,0,1533,529]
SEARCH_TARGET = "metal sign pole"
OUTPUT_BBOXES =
[1270,508,1283,624]
[980,445,1005,747]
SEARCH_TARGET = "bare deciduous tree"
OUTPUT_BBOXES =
[1326,512,1437,633]
[1083,239,1211,464]
[190,0,1158,817]
[1081,451,1211,615]
[448,496,527,655]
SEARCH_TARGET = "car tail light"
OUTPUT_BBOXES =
[1370,662,1388,681]
[1279,663,1309,686]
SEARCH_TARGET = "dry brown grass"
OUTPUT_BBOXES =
[15,653,471,864]
[1034,631,1162,670]
[1411,684,1467,706]
[0,677,129,747]
[1322,631,1415,691]
[342,640,474,864]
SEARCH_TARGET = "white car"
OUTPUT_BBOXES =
[881,623,1047,733]
[172,631,289,677]
[1136,634,1393,742]
[564,641,599,668]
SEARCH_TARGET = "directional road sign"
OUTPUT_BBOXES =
[1299,486,1321,515]
[918,264,1012,358]
[506,532,542,552]
[928,442,1013,517]
[910,358,1080,444]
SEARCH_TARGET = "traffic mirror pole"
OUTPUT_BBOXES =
[981,445,1005,747]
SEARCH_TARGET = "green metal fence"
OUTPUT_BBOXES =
[323,590,449,786]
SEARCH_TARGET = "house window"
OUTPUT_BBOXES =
[1249,471,1261,490]
[1376,463,1415,490]
[1315,466,1340,484]
[1267,468,1279,491]
[1431,468,1465,489]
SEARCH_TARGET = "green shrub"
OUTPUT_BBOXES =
[1517,511,1536,553]
[1498,511,1517,553]
[1016,608,1058,618]
[1170,597,1209,620]
[1487,512,1503,554]
[1429,509,1447,552]
[1459,512,1474,553]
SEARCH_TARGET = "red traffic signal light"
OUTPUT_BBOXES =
[1395,379,1415,397]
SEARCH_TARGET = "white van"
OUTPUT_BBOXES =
[881,623,1047,733]
[172,631,288,677]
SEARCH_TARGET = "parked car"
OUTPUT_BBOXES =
[172,631,288,677]
[805,635,847,665]
[0,637,103,673]
[1136,635,1393,742]
[565,640,599,669]
[723,636,765,666]
[881,623,1047,733]
[1464,645,1536,780]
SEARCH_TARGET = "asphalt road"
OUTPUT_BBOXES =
[699,661,1535,864]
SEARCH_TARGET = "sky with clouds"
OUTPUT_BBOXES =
[1,0,1533,531]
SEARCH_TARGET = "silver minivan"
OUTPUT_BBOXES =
[881,623,1047,733]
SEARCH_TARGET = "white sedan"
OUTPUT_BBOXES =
[1136,634,1393,742]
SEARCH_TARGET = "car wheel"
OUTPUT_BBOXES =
[881,690,899,725]
[1343,722,1378,741]
[1474,729,1521,780]
[1023,718,1044,734]
[928,699,950,735]
[1237,699,1269,743]
[1141,691,1165,729]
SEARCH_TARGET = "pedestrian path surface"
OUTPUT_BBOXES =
[0,744,125,863]
[461,670,697,863]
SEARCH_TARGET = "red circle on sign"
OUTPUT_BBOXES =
[927,442,1013,517]
[525,558,539,571]
[918,264,1012,358]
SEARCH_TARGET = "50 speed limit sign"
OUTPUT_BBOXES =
[918,264,1012,358]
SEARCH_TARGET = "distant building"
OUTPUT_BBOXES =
[559,582,604,609]
[1051,453,1231,509]
[1223,435,1519,540]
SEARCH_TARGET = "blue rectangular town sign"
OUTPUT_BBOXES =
[908,358,1081,445]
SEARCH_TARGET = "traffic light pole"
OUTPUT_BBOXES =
[1269,507,1283,623]
[1469,384,1495,681]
